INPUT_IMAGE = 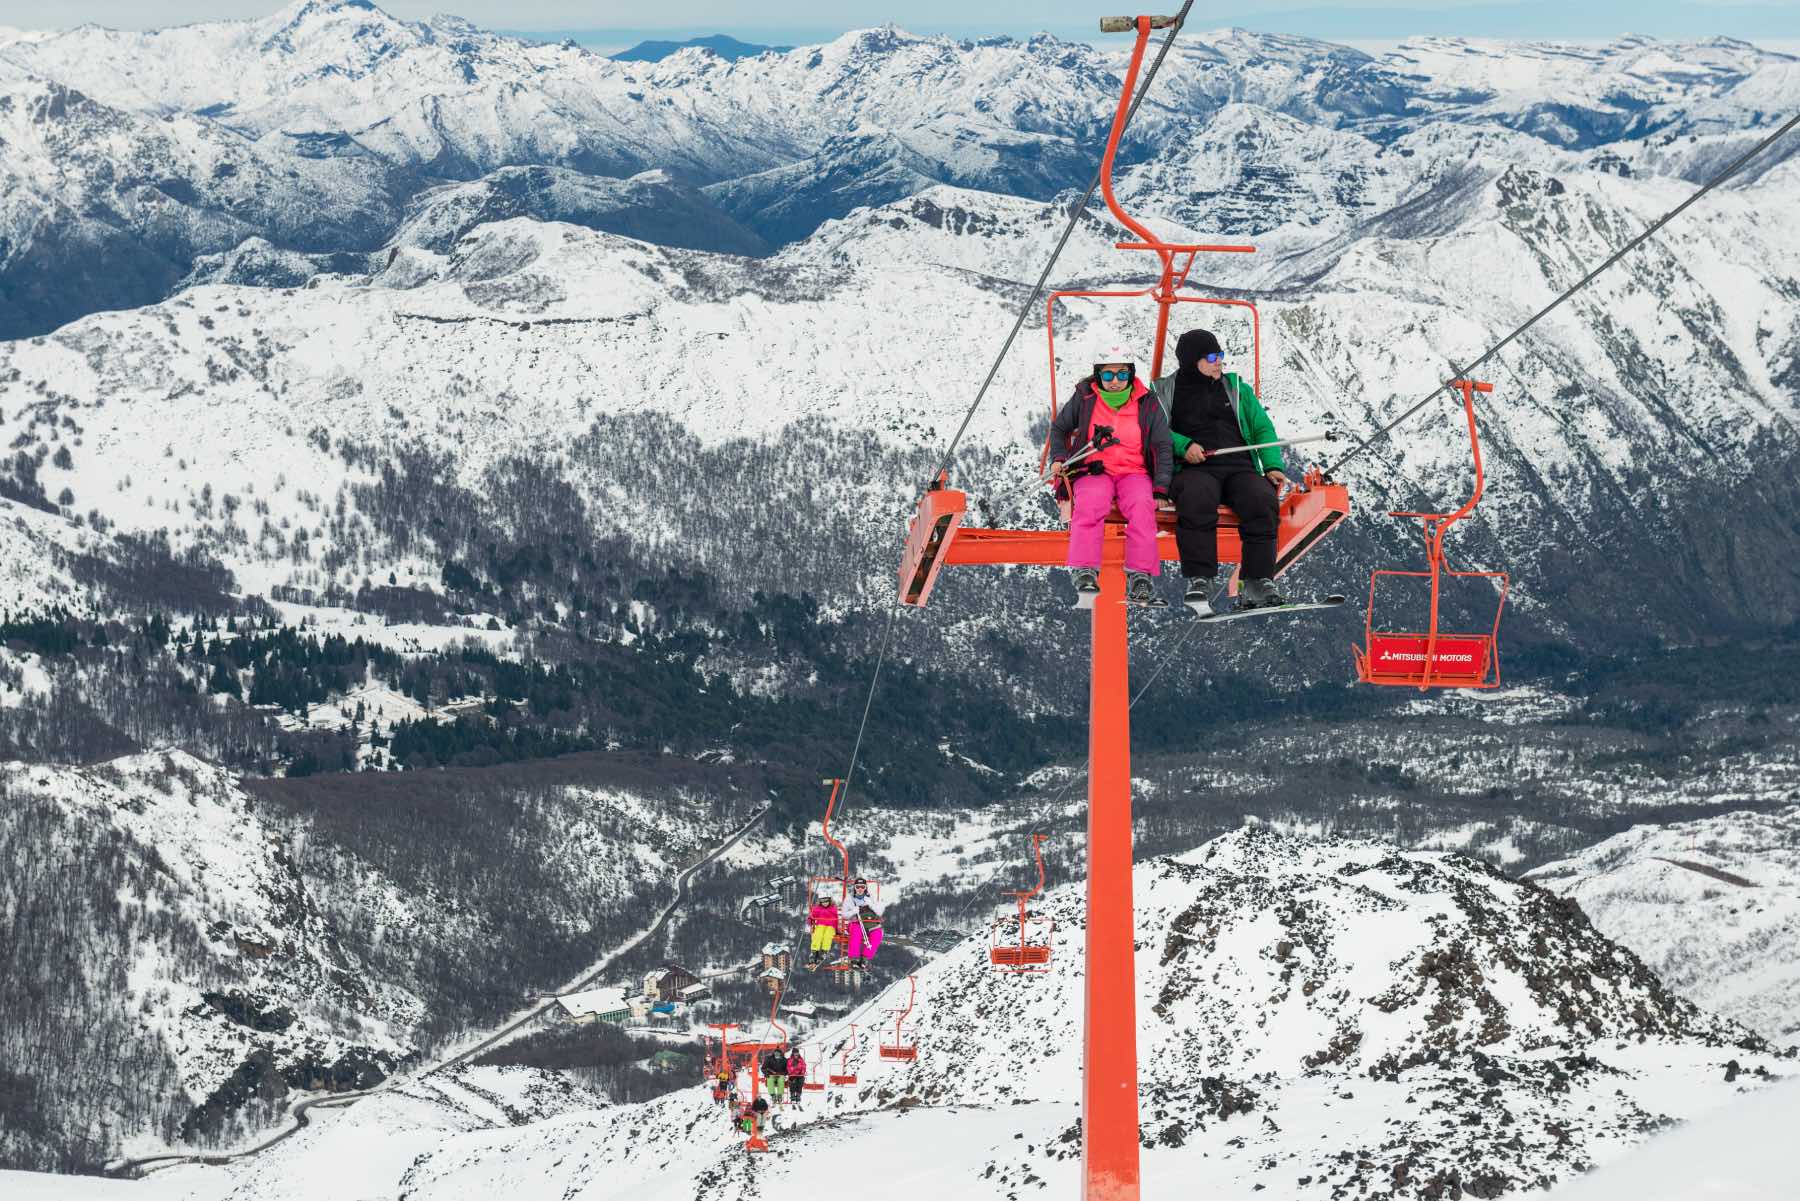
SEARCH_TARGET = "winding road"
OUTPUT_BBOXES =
[112,804,770,1178]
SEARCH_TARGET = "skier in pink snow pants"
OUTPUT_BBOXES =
[1050,342,1174,607]
[845,878,884,967]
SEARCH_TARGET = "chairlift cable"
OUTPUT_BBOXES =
[954,616,1202,923]
[927,1,1195,486]
[836,598,902,818]
[1322,109,1800,478]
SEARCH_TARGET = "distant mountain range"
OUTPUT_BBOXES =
[608,34,791,63]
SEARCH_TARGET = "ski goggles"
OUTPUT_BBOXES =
[1201,352,1224,363]
[1097,368,1134,383]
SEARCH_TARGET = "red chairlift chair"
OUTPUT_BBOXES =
[804,777,883,973]
[878,976,919,1061]
[990,833,1054,972]
[1354,379,1510,690]
[895,89,1352,609]
[802,1041,825,1092]
[704,1021,741,1101]
[829,1023,860,1086]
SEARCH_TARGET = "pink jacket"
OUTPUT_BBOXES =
[809,901,839,928]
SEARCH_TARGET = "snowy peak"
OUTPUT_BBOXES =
[252,0,417,68]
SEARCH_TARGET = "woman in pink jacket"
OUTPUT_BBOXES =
[1048,342,1174,608]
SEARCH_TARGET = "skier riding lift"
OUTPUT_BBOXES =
[785,1048,807,1107]
[1049,343,1174,608]
[807,893,840,969]
[1151,329,1291,614]
[761,1048,788,1099]
[844,877,887,969]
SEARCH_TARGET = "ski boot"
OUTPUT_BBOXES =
[1126,571,1167,607]
[1240,577,1287,609]
[1071,568,1100,608]
[1182,574,1217,616]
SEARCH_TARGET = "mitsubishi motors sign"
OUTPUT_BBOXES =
[1366,634,1492,683]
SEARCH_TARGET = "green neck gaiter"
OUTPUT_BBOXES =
[1097,386,1131,410]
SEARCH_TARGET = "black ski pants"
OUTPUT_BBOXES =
[1169,461,1279,579]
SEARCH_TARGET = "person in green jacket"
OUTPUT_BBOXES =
[1149,329,1291,613]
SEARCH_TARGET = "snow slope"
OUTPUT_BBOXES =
[1545,1072,1800,1199]
[1528,806,1800,1042]
[57,824,1785,1201]
[0,751,414,1167]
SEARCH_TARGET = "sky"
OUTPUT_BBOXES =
[0,0,1796,47]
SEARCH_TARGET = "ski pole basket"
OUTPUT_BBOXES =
[878,976,919,1061]
[990,833,1053,971]
[1354,379,1509,690]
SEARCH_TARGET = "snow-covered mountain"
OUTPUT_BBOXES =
[3,147,1796,651]
[0,747,741,1171]
[50,825,1786,1200]
[4,4,1800,1185]
[0,752,410,1170]
[0,64,395,338]
[0,3,1794,337]
[1528,806,1800,1043]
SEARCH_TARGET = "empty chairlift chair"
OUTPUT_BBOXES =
[1354,379,1510,690]
[990,833,1053,972]
[879,976,919,1061]
[829,1024,859,1086]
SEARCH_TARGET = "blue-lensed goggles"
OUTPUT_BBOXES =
[1202,352,1223,363]
[1098,368,1134,383]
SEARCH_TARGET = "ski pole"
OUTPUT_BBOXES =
[1040,428,1122,483]
[1190,431,1338,458]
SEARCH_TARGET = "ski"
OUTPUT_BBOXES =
[1191,595,1348,623]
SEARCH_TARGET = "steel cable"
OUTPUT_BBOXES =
[1322,110,1800,478]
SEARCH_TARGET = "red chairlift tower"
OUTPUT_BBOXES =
[722,987,791,1154]
[894,15,1351,1199]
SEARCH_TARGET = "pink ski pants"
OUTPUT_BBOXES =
[1067,472,1160,575]
[848,921,883,960]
